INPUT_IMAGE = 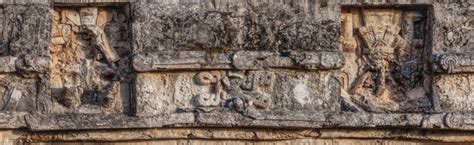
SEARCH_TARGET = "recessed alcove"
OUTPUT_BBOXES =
[49,4,133,114]
[339,5,434,112]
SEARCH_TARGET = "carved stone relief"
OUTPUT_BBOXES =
[0,1,472,138]
[444,113,474,130]
[431,2,474,113]
[340,7,432,112]
[434,53,474,74]
[130,1,343,120]
[50,6,132,114]
[0,4,50,113]
[0,75,37,112]
[434,3,473,54]
[435,74,474,112]
[136,70,339,119]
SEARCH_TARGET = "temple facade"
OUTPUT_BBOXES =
[0,0,472,144]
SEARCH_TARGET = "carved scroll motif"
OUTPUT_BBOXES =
[444,113,474,130]
[192,71,274,112]
[435,53,474,74]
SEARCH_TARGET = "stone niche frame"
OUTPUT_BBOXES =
[339,5,435,113]
[47,2,135,115]
[17,1,474,132]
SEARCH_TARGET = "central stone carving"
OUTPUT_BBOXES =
[340,7,432,112]
[135,70,338,118]
[192,71,273,111]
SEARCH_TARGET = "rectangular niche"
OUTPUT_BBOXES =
[339,6,434,113]
[50,4,133,114]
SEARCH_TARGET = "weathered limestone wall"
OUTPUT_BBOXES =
[0,0,471,144]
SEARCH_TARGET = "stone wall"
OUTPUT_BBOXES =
[0,0,472,144]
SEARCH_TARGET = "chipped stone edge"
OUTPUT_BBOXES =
[0,112,28,129]
[22,112,474,131]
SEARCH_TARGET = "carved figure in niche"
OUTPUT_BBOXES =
[340,8,431,112]
[192,71,273,112]
[50,6,131,111]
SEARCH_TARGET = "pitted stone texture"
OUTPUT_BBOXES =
[433,2,473,54]
[135,70,339,117]
[434,74,474,112]
[0,5,51,57]
[132,0,339,52]
[431,2,474,113]
[48,6,132,114]
[339,7,432,113]
[0,75,38,112]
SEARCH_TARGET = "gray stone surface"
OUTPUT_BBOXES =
[132,0,339,52]
[0,3,51,116]
[0,4,51,57]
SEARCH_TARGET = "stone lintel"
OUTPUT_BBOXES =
[25,113,195,131]
[23,112,474,131]
[133,51,344,72]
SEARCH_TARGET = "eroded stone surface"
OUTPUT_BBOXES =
[49,6,132,114]
[0,4,51,116]
[136,70,339,117]
[433,3,473,54]
[132,0,339,52]
[0,5,51,57]
[431,2,474,113]
[339,7,432,113]
[0,75,38,112]
[0,1,473,143]
[434,74,474,112]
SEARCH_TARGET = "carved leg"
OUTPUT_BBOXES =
[374,68,386,96]
[348,70,370,95]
